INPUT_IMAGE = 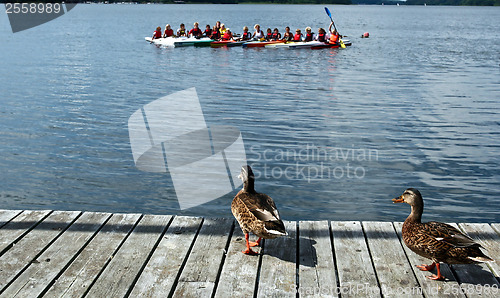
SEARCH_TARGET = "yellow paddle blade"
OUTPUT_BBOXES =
[339,38,346,48]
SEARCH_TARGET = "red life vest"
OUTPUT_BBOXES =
[204,29,212,37]
[211,30,220,40]
[242,31,251,40]
[318,33,326,42]
[304,32,313,42]
[266,32,272,40]
[330,33,339,43]
[271,32,280,40]
[153,30,162,39]
[189,28,202,37]
[222,32,232,41]
[164,29,174,37]
[293,33,302,42]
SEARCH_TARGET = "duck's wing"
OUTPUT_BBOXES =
[238,191,283,220]
[253,194,286,235]
[427,221,481,248]
[236,192,280,221]
[250,194,282,222]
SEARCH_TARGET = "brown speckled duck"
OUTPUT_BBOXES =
[393,188,493,280]
[231,165,287,255]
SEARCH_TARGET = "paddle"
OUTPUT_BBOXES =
[324,7,346,48]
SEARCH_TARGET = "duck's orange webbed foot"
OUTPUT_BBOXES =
[242,233,259,255]
[416,262,436,271]
[241,247,259,255]
[249,237,262,247]
[427,263,445,280]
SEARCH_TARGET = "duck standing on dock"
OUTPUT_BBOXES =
[393,188,494,280]
[231,165,287,255]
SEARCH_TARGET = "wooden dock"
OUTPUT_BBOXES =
[0,209,499,297]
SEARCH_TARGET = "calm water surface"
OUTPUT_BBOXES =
[1,4,499,222]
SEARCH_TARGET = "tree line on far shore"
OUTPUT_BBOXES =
[2,0,498,6]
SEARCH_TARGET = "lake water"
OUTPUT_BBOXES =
[1,4,499,222]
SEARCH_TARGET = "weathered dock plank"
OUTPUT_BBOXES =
[0,210,51,255]
[1,212,111,297]
[172,218,233,297]
[451,223,500,298]
[257,221,297,298]
[43,213,142,298]
[393,222,465,298]
[362,221,422,298]
[0,210,22,229]
[0,210,81,292]
[130,216,203,297]
[298,220,337,298]
[331,221,380,298]
[214,224,262,298]
[85,214,172,298]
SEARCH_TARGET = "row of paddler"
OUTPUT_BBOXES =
[152,22,343,44]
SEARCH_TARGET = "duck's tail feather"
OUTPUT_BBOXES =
[468,255,494,263]
[264,220,287,236]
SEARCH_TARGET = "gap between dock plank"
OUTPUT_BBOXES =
[129,215,203,297]
[362,221,422,298]
[256,221,296,298]
[0,210,81,293]
[0,210,52,256]
[214,223,262,298]
[331,221,380,298]
[298,220,338,298]
[0,210,23,229]
[85,214,172,298]
[172,217,233,297]
[44,213,142,298]
[1,212,111,297]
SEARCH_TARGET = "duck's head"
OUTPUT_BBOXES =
[238,165,254,183]
[392,188,422,206]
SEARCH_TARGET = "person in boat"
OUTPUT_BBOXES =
[214,21,221,34]
[188,22,203,38]
[152,26,162,40]
[177,23,187,37]
[315,28,327,43]
[210,25,221,40]
[304,27,315,42]
[221,28,233,41]
[237,26,252,41]
[203,24,212,38]
[252,24,265,40]
[282,26,293,42]
[265,28,273,41]
[271,28,281,41]
[293,29,303,42]
[219,23,227,36]
[163,24,174,38]
[328,21,342,44]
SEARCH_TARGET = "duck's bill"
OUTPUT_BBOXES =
[392,196,404,203]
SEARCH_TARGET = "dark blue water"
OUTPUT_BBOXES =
[1,4,499,222]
